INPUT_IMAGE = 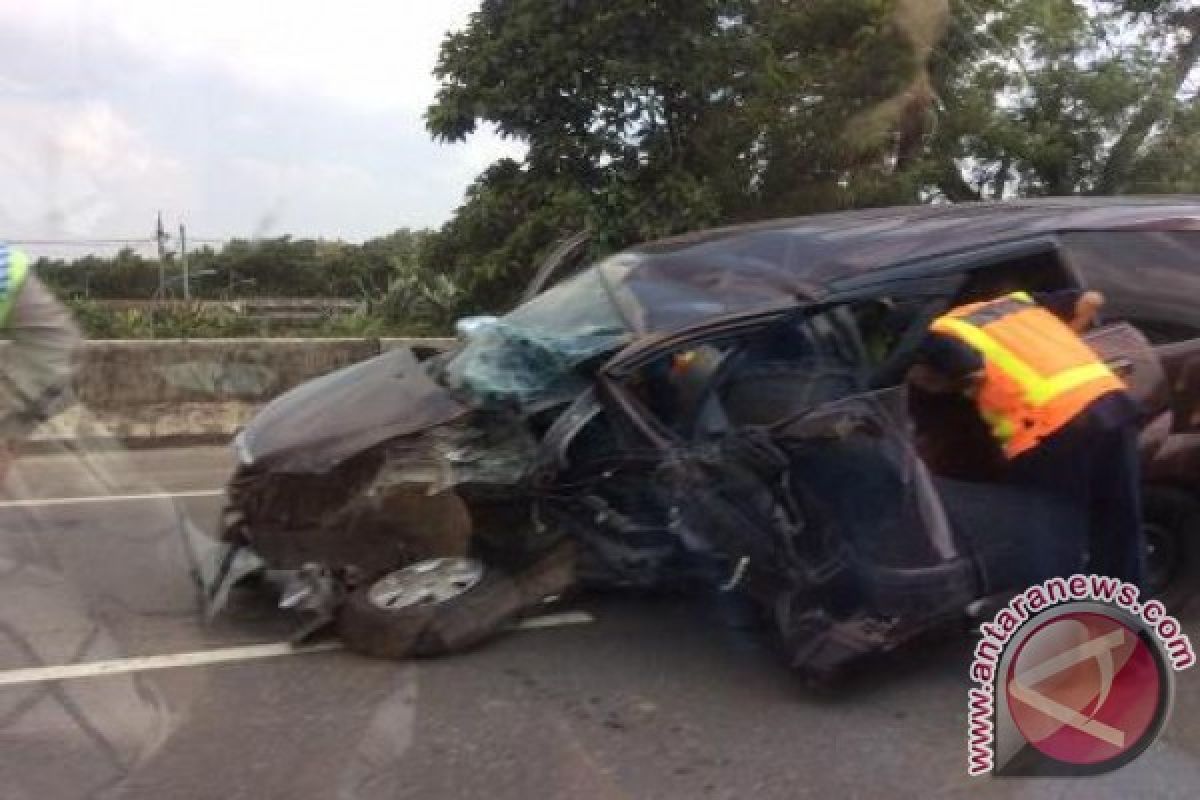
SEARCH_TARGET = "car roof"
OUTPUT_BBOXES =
[601,197,1200,334]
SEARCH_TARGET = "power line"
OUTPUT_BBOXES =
[7,238,156,246]
[6,236,227,246]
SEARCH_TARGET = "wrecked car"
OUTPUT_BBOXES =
[202,198,1200,678]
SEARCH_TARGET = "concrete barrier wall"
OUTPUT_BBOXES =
[10,337,455,447]
[74,337,455,409]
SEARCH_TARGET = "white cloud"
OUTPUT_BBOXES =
[0,0,527,254]
[0,97,188,237]
[0,0,483,114]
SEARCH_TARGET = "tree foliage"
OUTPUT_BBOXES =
[39,2,1200,324]
[34,228,462,336]
[423,0,1200,312]
[35,229,436,302]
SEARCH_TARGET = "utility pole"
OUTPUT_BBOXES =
[179,223,190,300]
[155,211,169,300]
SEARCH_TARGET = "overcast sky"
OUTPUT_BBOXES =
[0,0,523,259]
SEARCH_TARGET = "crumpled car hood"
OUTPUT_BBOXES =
[238,347,467,474]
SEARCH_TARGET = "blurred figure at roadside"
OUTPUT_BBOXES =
[0,242,81,481]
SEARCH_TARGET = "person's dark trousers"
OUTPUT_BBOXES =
[1005,408,1146,589]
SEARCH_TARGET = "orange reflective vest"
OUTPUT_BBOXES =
[930,292,1126,459]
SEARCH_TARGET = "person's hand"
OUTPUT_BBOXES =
[1071,290,1106,332]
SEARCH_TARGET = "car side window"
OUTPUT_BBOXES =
[626,341,738,437]
[622,297,943,436]
[1064,232,1200,345]
[715,308,872,428]
[852,296,931,368]
[951,249,1079,305]
[623,311,864,438]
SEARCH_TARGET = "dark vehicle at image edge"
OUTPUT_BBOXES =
[201,198,1200,680]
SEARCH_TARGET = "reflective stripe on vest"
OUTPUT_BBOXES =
[931,315,1114,405]
[930,291,1125,457]
[0,244,30,325]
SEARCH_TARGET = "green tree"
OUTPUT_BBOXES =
[922,0,1200,199]
[422,0,966,307]
[424,0,1200,312]
[417,160,591,310]
[32,230,448,334]
[425,0,748,309]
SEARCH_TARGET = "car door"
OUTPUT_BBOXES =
[592,298,961,603]
[595,308,826,601]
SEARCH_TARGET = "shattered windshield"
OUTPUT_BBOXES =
[438,267,630,409]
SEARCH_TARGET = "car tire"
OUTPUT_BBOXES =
[1142,485,1200,613]
[337,557,522,660]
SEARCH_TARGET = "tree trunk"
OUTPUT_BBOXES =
[1094,11,1200,195]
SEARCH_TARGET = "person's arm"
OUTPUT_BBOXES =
[1,274,82,442]
[1069,290,1105,332]
[1030,289,1105,332]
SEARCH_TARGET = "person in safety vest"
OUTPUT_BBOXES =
[0,242,81,481]
[907,289,1144,587]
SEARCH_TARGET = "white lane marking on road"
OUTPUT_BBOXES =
[0,612,595,687]
[513,610,595,630]
[0,641,343,688]
[0,488,224,509]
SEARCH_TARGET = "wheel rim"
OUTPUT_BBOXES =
[367,558,485,610]
[1144,521,1178,597]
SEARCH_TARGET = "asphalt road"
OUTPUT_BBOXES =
[1,444,1199,799]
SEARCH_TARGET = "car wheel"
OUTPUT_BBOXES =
[337,557,522,660]
[1142,486,1200,612]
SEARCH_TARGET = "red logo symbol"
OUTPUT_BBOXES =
[1006,611,1165,767]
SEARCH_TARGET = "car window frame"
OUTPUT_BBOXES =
[828,235,1073,293]
[597,235,1094,449]
[1064,230,1200,344]
[597,299,893,449]
[598,305,813,450]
